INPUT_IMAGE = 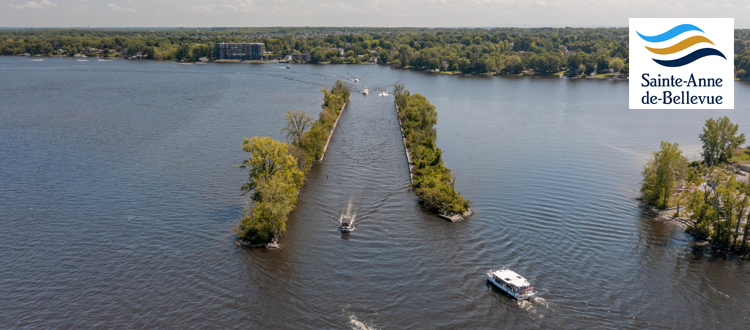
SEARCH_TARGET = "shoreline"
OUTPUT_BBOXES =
[394,102,415,184]
[9,55,641,80]
[318,102,347,162]
[642,202,750,257]
[642,202,695,227]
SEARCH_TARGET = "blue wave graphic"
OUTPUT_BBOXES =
[637,24,704,43]
[652,48,726,67]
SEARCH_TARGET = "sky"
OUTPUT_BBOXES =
[1,0,749,28]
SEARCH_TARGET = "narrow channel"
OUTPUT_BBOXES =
[240,84,495,328]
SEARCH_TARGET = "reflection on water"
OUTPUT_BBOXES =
[1,57,750,329]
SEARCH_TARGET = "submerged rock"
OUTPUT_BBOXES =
[438,208,473,222]
[235,237,280,249]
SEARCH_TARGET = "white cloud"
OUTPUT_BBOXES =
[9,1,42,9]
[221,0,257,12]
[319,2,361,12]
[189,4,215,12]
[108,3,138,12]
[9,0,56,10]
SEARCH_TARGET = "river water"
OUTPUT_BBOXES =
[2,57,750,329]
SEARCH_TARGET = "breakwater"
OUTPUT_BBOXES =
[236,81,350,247]
[394,102,415,184]
[393,85,472,221]
[319,101,347,162]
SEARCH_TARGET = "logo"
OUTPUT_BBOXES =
[637,24,726,67]
[629,18,734,109]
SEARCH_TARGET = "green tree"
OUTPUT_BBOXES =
[699,117,746,166]
[175,44,191,61]
[504,55,522,74]
[608,57,625,73]
[239,136,303,197]
[281,109,314,144]
[685,186,716,239]
[703,170,749,248]
[641,141,688,209]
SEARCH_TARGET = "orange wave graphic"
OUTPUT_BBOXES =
[644,35,715,55]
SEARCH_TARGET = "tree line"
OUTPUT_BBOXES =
[5,27,750,77]
[237,80,349,246]
[641,117,750,252]
[394,84,471,215]
[0,27,632,74]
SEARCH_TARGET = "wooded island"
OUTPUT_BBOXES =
[394,85,472,219]
[236,80,349,247]
[641,117,750,253]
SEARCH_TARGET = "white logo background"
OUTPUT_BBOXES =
[629,18,734,109]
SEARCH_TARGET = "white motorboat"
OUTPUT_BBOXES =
[362,87,369,95]
[29,58,44,62]
[487,267,534,300]
[339,199,356,233]
[339,215,355,233]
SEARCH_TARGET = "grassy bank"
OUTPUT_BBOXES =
[393,84,471,216]
[237,81,349,247]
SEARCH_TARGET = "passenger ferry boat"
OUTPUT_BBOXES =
[487,267,534,300]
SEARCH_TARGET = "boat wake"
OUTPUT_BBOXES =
[347,313,379,330]
[338,197,357,232]
[517,295,553,318]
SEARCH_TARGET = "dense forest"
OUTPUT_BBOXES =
[2,27,750,77]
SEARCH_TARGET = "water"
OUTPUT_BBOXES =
[1,57,750,329]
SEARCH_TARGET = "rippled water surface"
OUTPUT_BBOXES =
[2,57,750,329]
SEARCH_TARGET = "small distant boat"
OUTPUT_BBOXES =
[29,58,44,62]
[177,62,193,65]
[98,59,111,62]
[77,59,88,62]
[286,66,291,69]
[379,91,390,97]
[487,267,534,300]
[339,215,355,233]
[362,87,369,95]
[339,199,356,233]
[350,78,360,82]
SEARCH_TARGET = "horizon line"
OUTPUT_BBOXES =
[1,25,633,29]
